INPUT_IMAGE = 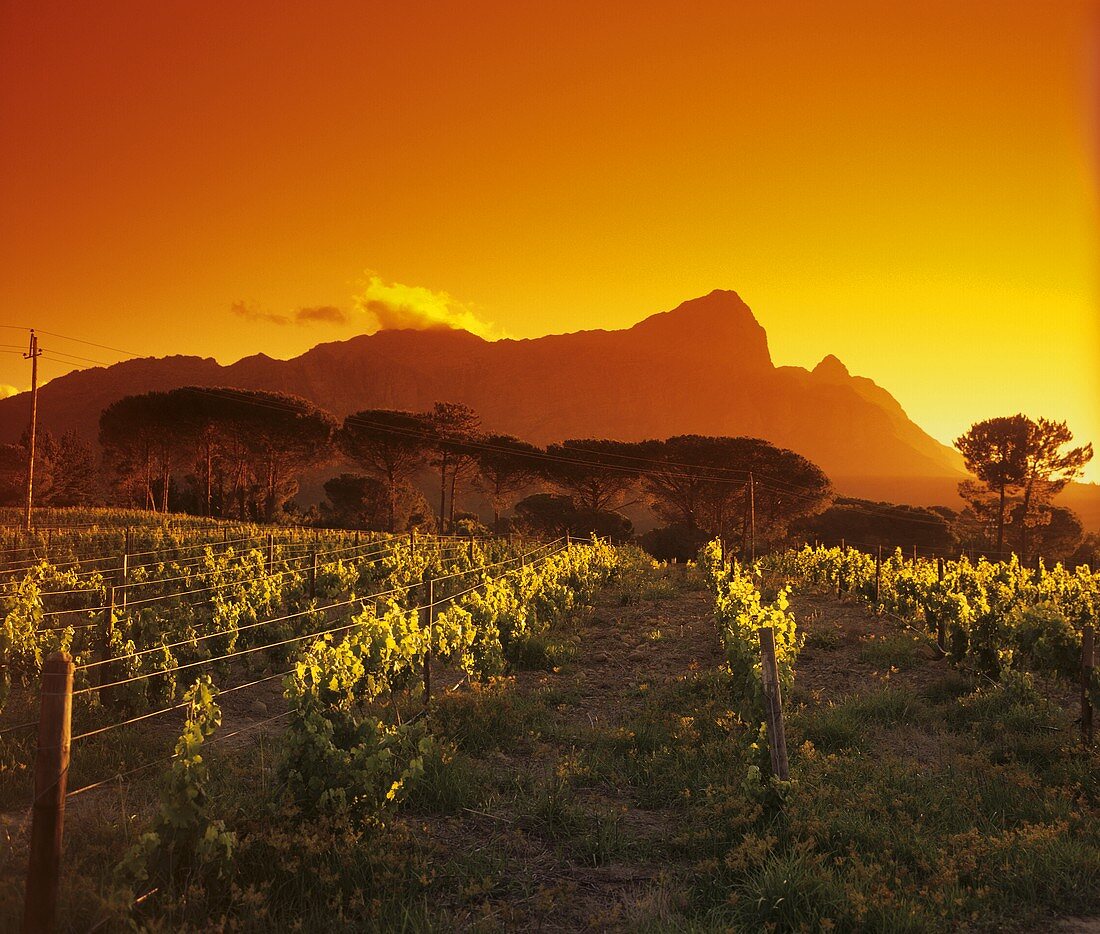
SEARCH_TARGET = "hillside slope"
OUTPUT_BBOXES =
[3,290,1094,524]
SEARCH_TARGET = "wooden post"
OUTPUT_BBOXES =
[119,551,129,614]
[565,530,571,547]
[308,551,317,599]
[875,546,882,603]
[267,533,274,575]
[758,628,790,781]
[1083,624,1095,748]
[421,569,434,704]
[23,652,74,934]
[467,538,475,563]
[912,544,918,563]
[354,529,360,547]
[936,557,946,657]
[124,527,132,556]
[748,472,755,563]
[97,585,116,693]
[410,528,417,563]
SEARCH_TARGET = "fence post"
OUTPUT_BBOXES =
[118,543,129,614]
[758,628,790,781]
[936,558,947,656]
[421,568,434,705]
[1083,624,1095,748]
[875,546,882,603]
[96,585,116,698]
[266,533,274,576]
[23,652,74,934]
[309,551,317,599]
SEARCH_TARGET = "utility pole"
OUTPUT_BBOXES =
[23,330,42,532]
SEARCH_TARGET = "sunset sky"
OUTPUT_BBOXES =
[1,1,1098,479]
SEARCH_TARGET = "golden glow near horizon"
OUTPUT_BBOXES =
[1,1,1098,479]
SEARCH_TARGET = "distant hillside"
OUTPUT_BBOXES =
[1,290,1096,527]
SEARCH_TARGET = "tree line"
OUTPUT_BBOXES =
[0,388,1093,565]
[0,386,833,550]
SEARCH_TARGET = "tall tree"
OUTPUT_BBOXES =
[642,436,831,551]
[473,434,545,531]
[101,387,335,519]
[48,431,99,506]
[322,473,392,530]
[541,439,641,516]
[100,392,181,511]
[337,409,431,532]
[1007,502,1084,565]
[955,415,1031,556]
[425,402,481,533]
[1015,418,1093,560]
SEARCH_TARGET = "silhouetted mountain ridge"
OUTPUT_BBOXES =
[1,289,1095,526]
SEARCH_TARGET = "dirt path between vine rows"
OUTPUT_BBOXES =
[413,568,726,931]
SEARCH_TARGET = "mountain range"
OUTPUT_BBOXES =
[1,290,1096,528]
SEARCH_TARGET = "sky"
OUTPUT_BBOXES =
[1,0,1098,479]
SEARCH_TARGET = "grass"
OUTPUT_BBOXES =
[3,560,1099,932]
[794,685,929,752]
[858,629,928,670]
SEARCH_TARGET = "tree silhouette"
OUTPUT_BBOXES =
[100,387,335,519]
[1015,418,1093,560]
[957,414,1092,559]
[541,440,640,515]
[955,415,1031,556]
[322,473,392,529]
[100,392,182,511]
[337,410,431,532]
[472,434,544,531]
[641,436,831,552]
[425,402,481,533]
[793,497,955,552]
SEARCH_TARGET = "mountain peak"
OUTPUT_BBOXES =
[813,354,850,379]
[629,290,772,368]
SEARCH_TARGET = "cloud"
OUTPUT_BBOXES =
[295,305,348,324]
[230,300,290,326]
[352,275,498,338]
[0,384,20,399]
[230,301,349,326]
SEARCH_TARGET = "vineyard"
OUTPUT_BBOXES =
[0,514,619,929]
[1,519,1098,931]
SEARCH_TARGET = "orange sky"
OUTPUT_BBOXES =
[1,0,1098,480]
